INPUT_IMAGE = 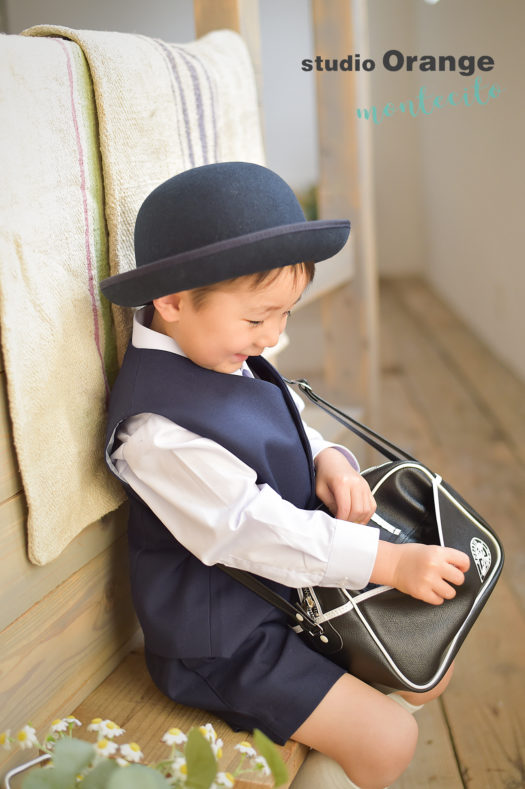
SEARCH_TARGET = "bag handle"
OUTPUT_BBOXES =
[283,377,416,463]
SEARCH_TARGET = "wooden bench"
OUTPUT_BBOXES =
[71,648,308,788]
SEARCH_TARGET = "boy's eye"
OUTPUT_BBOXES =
[246,311,291,327]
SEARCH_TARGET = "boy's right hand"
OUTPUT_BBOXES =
[370,541,470,605]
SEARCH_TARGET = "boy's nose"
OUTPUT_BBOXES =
[259,323,282,349]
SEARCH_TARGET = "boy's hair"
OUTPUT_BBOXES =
[189,261,315,310]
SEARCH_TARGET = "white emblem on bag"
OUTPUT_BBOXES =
[470,537,491,582]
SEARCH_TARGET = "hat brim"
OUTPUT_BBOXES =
[100,220,350,307]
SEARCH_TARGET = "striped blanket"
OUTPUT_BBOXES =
[0,27,264,564]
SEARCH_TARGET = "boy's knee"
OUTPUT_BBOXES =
[391,710,418,769]
[376,710,418,786]
[346,708,418,789]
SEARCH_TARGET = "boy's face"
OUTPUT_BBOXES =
[155,267,308,374]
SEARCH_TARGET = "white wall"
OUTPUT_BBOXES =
[362,0,524,380]
[413,0,525,381]
[258,0,318,192]
[366,0,426,276]
[5,0,195,40]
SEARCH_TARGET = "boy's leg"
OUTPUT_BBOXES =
[291,673,418,789]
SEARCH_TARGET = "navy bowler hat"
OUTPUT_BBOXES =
[100,162,351,307]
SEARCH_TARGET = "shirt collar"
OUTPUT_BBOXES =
[131,306,252,378]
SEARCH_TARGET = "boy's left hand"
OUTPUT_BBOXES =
[314,447,377,524]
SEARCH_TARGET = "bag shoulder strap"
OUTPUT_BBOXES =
[283,377,416,463]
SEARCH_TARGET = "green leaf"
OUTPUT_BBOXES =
[22,768,58,789]
[184,729,217,789]
[82,759,119,788]
[51,737,95,785]
[253,729,288,787]
[107,763,172,788]
[22,739,95,789]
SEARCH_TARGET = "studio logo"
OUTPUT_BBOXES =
[470,537,492,583]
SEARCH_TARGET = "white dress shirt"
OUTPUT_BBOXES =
[109,308,379,590]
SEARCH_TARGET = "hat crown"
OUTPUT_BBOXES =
[135,162,306,268]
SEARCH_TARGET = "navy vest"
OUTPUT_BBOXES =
[105,344,317,659]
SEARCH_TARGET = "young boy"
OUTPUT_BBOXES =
[101,162,469,789]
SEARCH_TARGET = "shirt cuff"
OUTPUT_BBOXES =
[322,521,380,589]
[310,439,360,472]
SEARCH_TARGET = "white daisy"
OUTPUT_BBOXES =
[214,772,235,788]
[65,716,82,728]
[171,756,188,781]
[120,742,143,763]
[0,730,11,751]
[50,719,68,734]
[162,727,188,746]
[199,723,218,744]
[87,718,104,733]
[16,726,39,750]
[254,755,271,776]
[211,738,224,759]
[99,720,125,739]
[94,738,118,757]
[235,740,256,758]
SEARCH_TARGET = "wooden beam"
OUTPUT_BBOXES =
[0,535,140,777]
[312,0,380,427]
[194,0,241,34]
[194,0,262,106]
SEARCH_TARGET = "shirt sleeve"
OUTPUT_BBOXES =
[111,413,378,590]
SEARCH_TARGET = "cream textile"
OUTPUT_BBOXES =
[0,33,124,565]
[25,24,265,359]
[0,27,264,564]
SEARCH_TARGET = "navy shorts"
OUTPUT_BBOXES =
[145,613,346,745]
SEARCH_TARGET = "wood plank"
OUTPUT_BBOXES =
[72,650,307,789]
[391,276,525,466]
[392,702,463,788]
[379,279,525,612]
[379,278,525,785]
[378,281,447,469]
[0,493,127,631]
[378,280,497,455]
[0,371,22,501]
[0,535,139,777]
[442,579,525,788]
[312,0,380,426]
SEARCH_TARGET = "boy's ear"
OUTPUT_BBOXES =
[152,292,184,322]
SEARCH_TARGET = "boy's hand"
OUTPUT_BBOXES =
[314,447,376,524]
[371,541,471,605]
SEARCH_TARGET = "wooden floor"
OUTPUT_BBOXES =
[282,277,525,789]
[6,277,521,788]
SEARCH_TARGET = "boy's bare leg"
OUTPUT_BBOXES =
[291,674,418,789]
